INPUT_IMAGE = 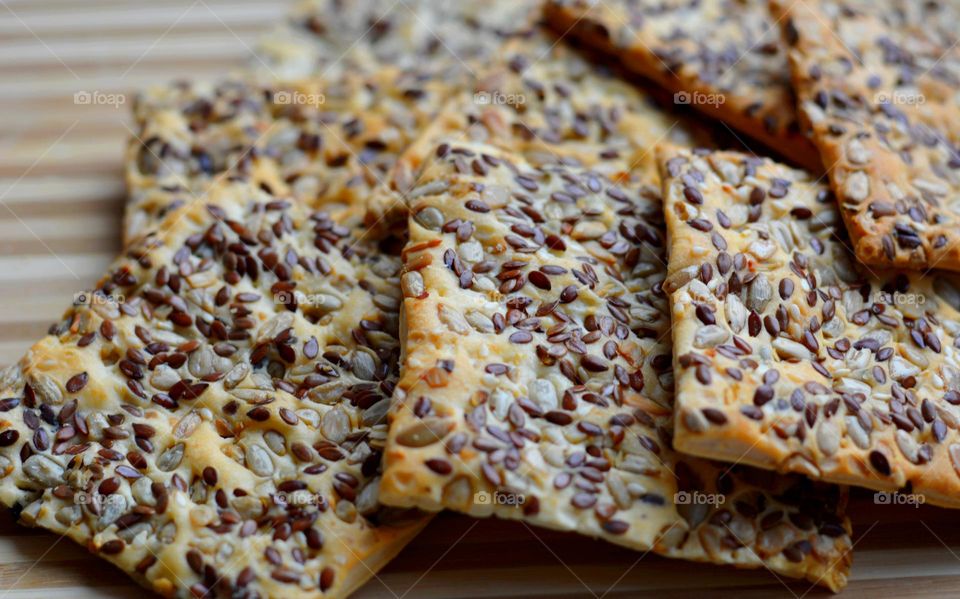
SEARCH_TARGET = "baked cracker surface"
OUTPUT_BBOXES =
[544,0,821,170]
[0,183,425,598]
[775,0,960,270]
[380,140,852,590]
[662,146,960,511]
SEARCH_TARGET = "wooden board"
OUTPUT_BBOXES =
[0,1,959,596]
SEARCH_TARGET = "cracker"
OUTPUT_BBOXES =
[363,30,718,241]
[661,146,960,510]
[0,182,426,598]
[772,0,960,270]
[370,27,726,246]
[253,0,542,81]
[388,34,715,202]
[543,0,821,171]
[379,140,852,590]
[124,72,448,244]
[126,1,548,244]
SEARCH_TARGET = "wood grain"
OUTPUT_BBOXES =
[0,1,958,597]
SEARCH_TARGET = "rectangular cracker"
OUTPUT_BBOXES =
[388,32,716,195]
[543,0,822,171]
[379,140,852,590]
[661,146,960,510]
[368,30,717,235]
[124,70,449,243]
[252,0,543,81]
[125,0,547,244]
[370,23,732,242]
[0,182,426,598]
[773,0,960,270]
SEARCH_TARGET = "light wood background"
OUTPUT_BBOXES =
[1,1,959,597]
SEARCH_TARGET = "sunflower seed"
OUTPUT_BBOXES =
[438,304,470,335]
[725,294,748,333]
[816,421,840,456]
[264,430,287,455]
[747,274,773,311]
[694,325,729,348]
[157,443,185,472]
[23,455,64,486]
[465,310,495,333]
[842,171,869,202]
[772,338,813,361]
[351,350,377,381]
[321,407,350,444]
[394,417,452,447]
[529,379,558,411]
[895,430,919,464]
[174,412,201,439]
[414,206,445,230]
[245,444,274,477]
[845,139,870,165]
[98,494,127,530]
[401,271,425,298]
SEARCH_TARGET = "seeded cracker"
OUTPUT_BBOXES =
[773,0,960,270]
[662,146,960,510]
[543,0,821,171]
[0,183,426,598]
[124,71,450,244]
[379,140,852,590]
[387,34,714,204]
[254,0,543,81]
[361,31,715,244]
[125,0,545,245]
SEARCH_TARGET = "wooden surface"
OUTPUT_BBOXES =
[1,1,959,597]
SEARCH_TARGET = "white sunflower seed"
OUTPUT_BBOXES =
[842,171,869,202]
[245,444,274,476]
[694,324,729,348]
[895,430,919,464]
[437,304,470,335]
[157,443,185,471]
[23,455,64,486]
[816,421,840,456]
[321,407,350,444]
[401,271,425,298]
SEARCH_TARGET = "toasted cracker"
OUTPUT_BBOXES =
[378,140,852,590]
[123,71,450,244]
[774,0,960,270]
[544,0,821,171]
[0,183,425,598]
[661,146,960,510]
[384,33,716,209]
[252,0,542,81]
[126,0,548,244]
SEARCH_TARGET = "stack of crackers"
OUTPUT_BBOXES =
[3,0,959,595]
